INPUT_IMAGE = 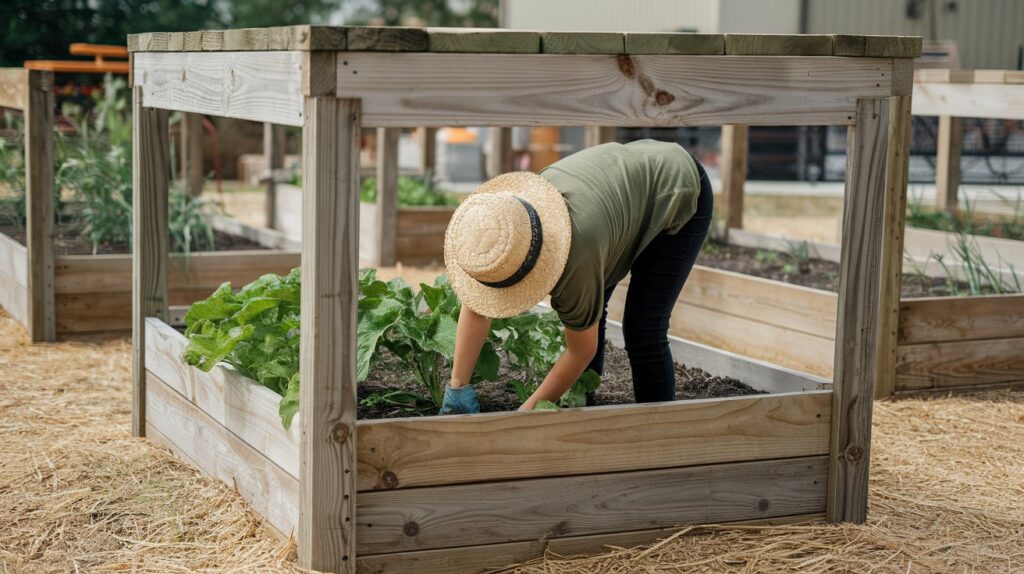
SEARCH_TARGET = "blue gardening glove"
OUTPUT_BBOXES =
[439,384,480,415]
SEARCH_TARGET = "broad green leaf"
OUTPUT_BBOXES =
[474,342,501,382]
[234,297,279,325]
[534,400,559,410]
[279,373,300,430]
[356,298,404,381]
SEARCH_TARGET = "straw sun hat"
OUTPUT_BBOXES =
[444,171,572,319]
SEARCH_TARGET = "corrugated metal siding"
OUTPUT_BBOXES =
[806,0,1023,69]
[503,0,720,33]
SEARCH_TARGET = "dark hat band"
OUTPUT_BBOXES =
[479,197,543,289]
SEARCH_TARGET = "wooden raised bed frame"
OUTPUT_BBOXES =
[607,261,1024,397]
[272,181,453,266]
[0,67,300,338]
[129,26,918,573]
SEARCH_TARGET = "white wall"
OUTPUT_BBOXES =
[717,0,800,33]
[502,0,720,33]
[806,0,1023,69]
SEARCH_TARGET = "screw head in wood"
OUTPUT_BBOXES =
[844,445,864,462]
[381,471,399,489]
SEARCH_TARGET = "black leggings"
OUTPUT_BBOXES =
[586,157,714,403]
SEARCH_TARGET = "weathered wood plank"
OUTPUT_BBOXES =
[374,127,399,267]
[427,28,540,53]
[895,337,1024,391]
[183,31,203,51]
[828,98,889,524]
[485,126,513,178]
[0,233,29,327]
[837,35,922,58]
[356,391,830,491]
[357,456,827,554]
[541,32,623,54]
[914,68,975,84]
[263,123,284,228]
[726,34,832,56]
[357,513,824,574]
[865,36,922,58]
[55,250,300,295]
[24,70,56,342]
[179,112,204,196]
[720,125,748,229]
[200,30,224,51]
[347,27,427,52]
[0,68,27,110]
[935,115,963,211]
[298,91,361,572]
[899,294,1024,344]
[132,87,171,437]
[913,83,1024,120]
[145,318,300,477]
[336,53,894,127]
[624,33,724,55]
[223,27,271,51]
[133,51,304,127]
[875,94,912,399]
[395,208,454,236]
[596,319,830,393]
[146,372,299,537]
[419,127,437,172]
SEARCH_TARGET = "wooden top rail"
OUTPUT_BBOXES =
[24,42,130,75]
[69,43,128,58]
[915,68,1024,85]
[128,26,921,58]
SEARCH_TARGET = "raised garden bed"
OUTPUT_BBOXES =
[609,235,1024,396]
[144,315,831,568]
[273,182,453,266]
[130,25,916,572]
[0,67,301,338]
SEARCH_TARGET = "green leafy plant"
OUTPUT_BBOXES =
[783,240,813,275]
[906,195,1024,241]
[182,268,303,428]
[183,270,604,427]
[360,172,459,207]
[754,249,780,266]
[927,230,1022,296]
[356,270,500,412]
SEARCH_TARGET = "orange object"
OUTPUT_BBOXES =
[24,43,129,75]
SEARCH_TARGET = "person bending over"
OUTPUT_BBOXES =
[440,139,713,413]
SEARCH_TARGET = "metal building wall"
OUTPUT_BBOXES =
[501,0,721,33]
[805,0,1023,69]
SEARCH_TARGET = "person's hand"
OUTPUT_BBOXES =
[439,384,480,415]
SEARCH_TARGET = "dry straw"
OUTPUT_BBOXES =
[0,308,1021,573]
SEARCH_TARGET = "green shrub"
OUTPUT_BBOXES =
[361,173,459,207]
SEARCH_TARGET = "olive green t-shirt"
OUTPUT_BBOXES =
[541,140,700,330]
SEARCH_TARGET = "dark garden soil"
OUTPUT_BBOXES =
[0,222,265,255]
[357,342,764,420]
[697,241,968,298]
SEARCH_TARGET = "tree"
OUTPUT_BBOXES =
[348,0,499,27]
[0,0,335,67]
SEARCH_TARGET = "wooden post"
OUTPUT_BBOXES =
[24,70,55,342]
[486,126,513,178]
[584,126,616,147]
[131,87,171,437]
[935,115,962,212]
[375,127,399,266]
[419,127,437,174]
[874,95,912,399]
[720,125,749,231]
[264,122,285,228]
[180,112,204,197]
[299,94,361,572]
[828,98,889,523]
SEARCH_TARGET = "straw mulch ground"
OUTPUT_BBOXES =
[0,309,1021,573]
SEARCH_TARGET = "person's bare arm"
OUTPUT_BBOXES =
[450,305,492,388]
[520,324,599,410]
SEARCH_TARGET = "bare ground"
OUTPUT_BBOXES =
[0,306,1022,573]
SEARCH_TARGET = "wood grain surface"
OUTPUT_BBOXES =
[356,456,827,554]
[357,391,830,491]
